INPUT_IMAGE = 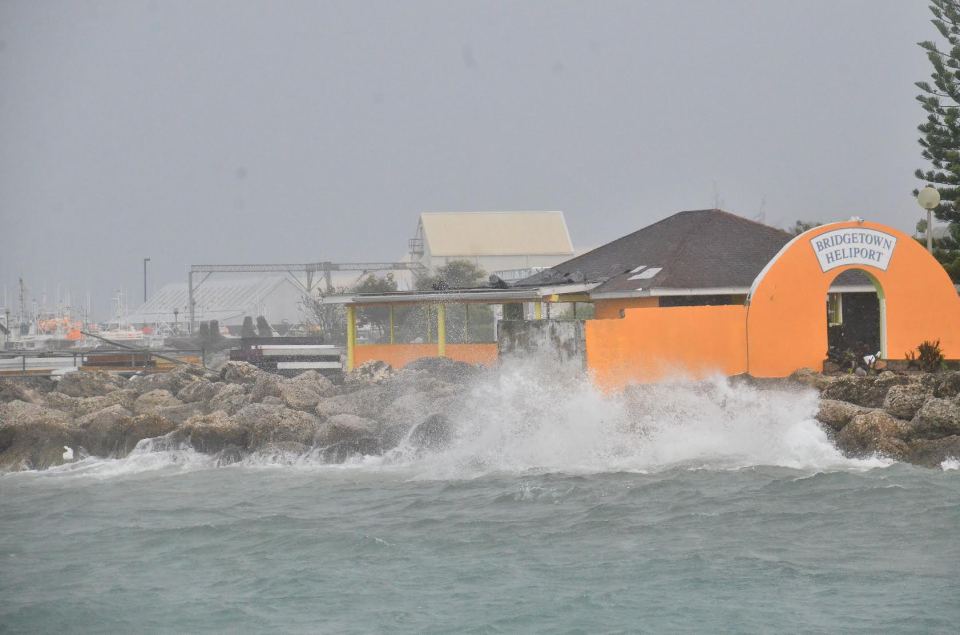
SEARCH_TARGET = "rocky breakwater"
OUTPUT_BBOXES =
[0,359,474,471]
[793,368,960,467]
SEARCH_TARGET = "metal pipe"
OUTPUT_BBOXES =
[437,303,446,357]
[143,257,151,303]
[346,306,356,371]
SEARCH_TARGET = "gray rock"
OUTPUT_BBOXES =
[176,410,248,453]
[133,389,182,416]
[220,361,261,385]
[933,371,960,398]
[314,413,378,446]
[883,383,931,420]
[250,375,283,402]
[42,391,80,413]
[820,373,907,408]
[407,413,452,451]
[73,389,138,417]
[912,397,960,438]
[0,401,78,471]
[56,370,124,398]
[907,435,960,468]
[319,437,382,463]
[154,402,204,425]
[279,383,322,411]
[315,387,390,420]
[285,370,334,397]
[76,404,134,456]
[262,396,284,405]
[246,407,323,449]
[789,368,836,391]
[816,399,873,432]
[176,379,218,404]
[208,384,251,415]
[347,360,393,384]
[77,405,178,458]
[836,410,911,459]
[0,379,48,404]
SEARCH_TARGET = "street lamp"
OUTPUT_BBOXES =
[917,185,941,253]
[143,257,151,302]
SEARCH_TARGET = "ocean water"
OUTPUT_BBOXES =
[2,365,959,633]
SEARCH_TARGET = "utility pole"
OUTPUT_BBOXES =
[143,257,151,303]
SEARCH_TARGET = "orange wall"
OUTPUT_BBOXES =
[585,304,748,390]
[354,343,498,368]
[747,220,960,377]
[594,297,659,319]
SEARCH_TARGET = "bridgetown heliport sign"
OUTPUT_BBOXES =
[810,228,897,273]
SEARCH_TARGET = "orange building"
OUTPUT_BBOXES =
[327,210,960,391]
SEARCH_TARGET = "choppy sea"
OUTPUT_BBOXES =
[2,366,958,633]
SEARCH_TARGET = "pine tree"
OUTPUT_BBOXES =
[915,0,960,279]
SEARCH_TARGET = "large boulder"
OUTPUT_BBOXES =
[933,371,960,399]
[0,401,78,471]
[820,373,907,408]
[816,399,873,432]
[241,404,323,449]
[407,413,453,451]
[279,383,322,411]
[176,379,219,404]
[73,389,138,417]
[56,371,124,398]
[883,383,931,420]
[319,437,382,463]
[789,368,836,391]
[286,370,334,397]
[78,406,179,457]
[347,360,393,384]
[76,405,135,456]
[911,397,960,438]
[0,379,48,404]
[154,403,204,425]
[836,410,911,459]
[315,387,390,420]
[176,410,247,453]
[907,435,960,468]
[314,413,378,446]
[133,389,182,416]
[250,374,283,402]
[207,384,251,415]
[42,391,80,413]
[220,361,261,385]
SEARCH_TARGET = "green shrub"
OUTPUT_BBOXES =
[905,339,945,372]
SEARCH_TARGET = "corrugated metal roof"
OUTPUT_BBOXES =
[128,276,301,324]
[419,211,574,257]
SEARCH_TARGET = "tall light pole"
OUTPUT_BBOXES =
[143,257,151,302]
[917,185,941,254]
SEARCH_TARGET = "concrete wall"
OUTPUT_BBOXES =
[585,305,749,390]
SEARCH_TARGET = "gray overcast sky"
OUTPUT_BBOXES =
[0,0,936,318]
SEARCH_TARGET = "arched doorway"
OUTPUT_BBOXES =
[825,268,885,366]
[746,219,960,377]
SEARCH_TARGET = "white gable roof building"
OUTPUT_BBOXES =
[409,211,575,277]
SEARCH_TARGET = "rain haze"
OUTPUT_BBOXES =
[0,0,933,317]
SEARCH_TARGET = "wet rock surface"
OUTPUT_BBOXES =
[2,362,960,470]
[803,368,960,466]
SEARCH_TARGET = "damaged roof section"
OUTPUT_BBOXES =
[518,209,875,298]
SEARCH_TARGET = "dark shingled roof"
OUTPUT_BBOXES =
[518,209,870,296]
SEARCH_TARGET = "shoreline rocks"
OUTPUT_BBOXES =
[1,359,959,471]
[0,359,475,471]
